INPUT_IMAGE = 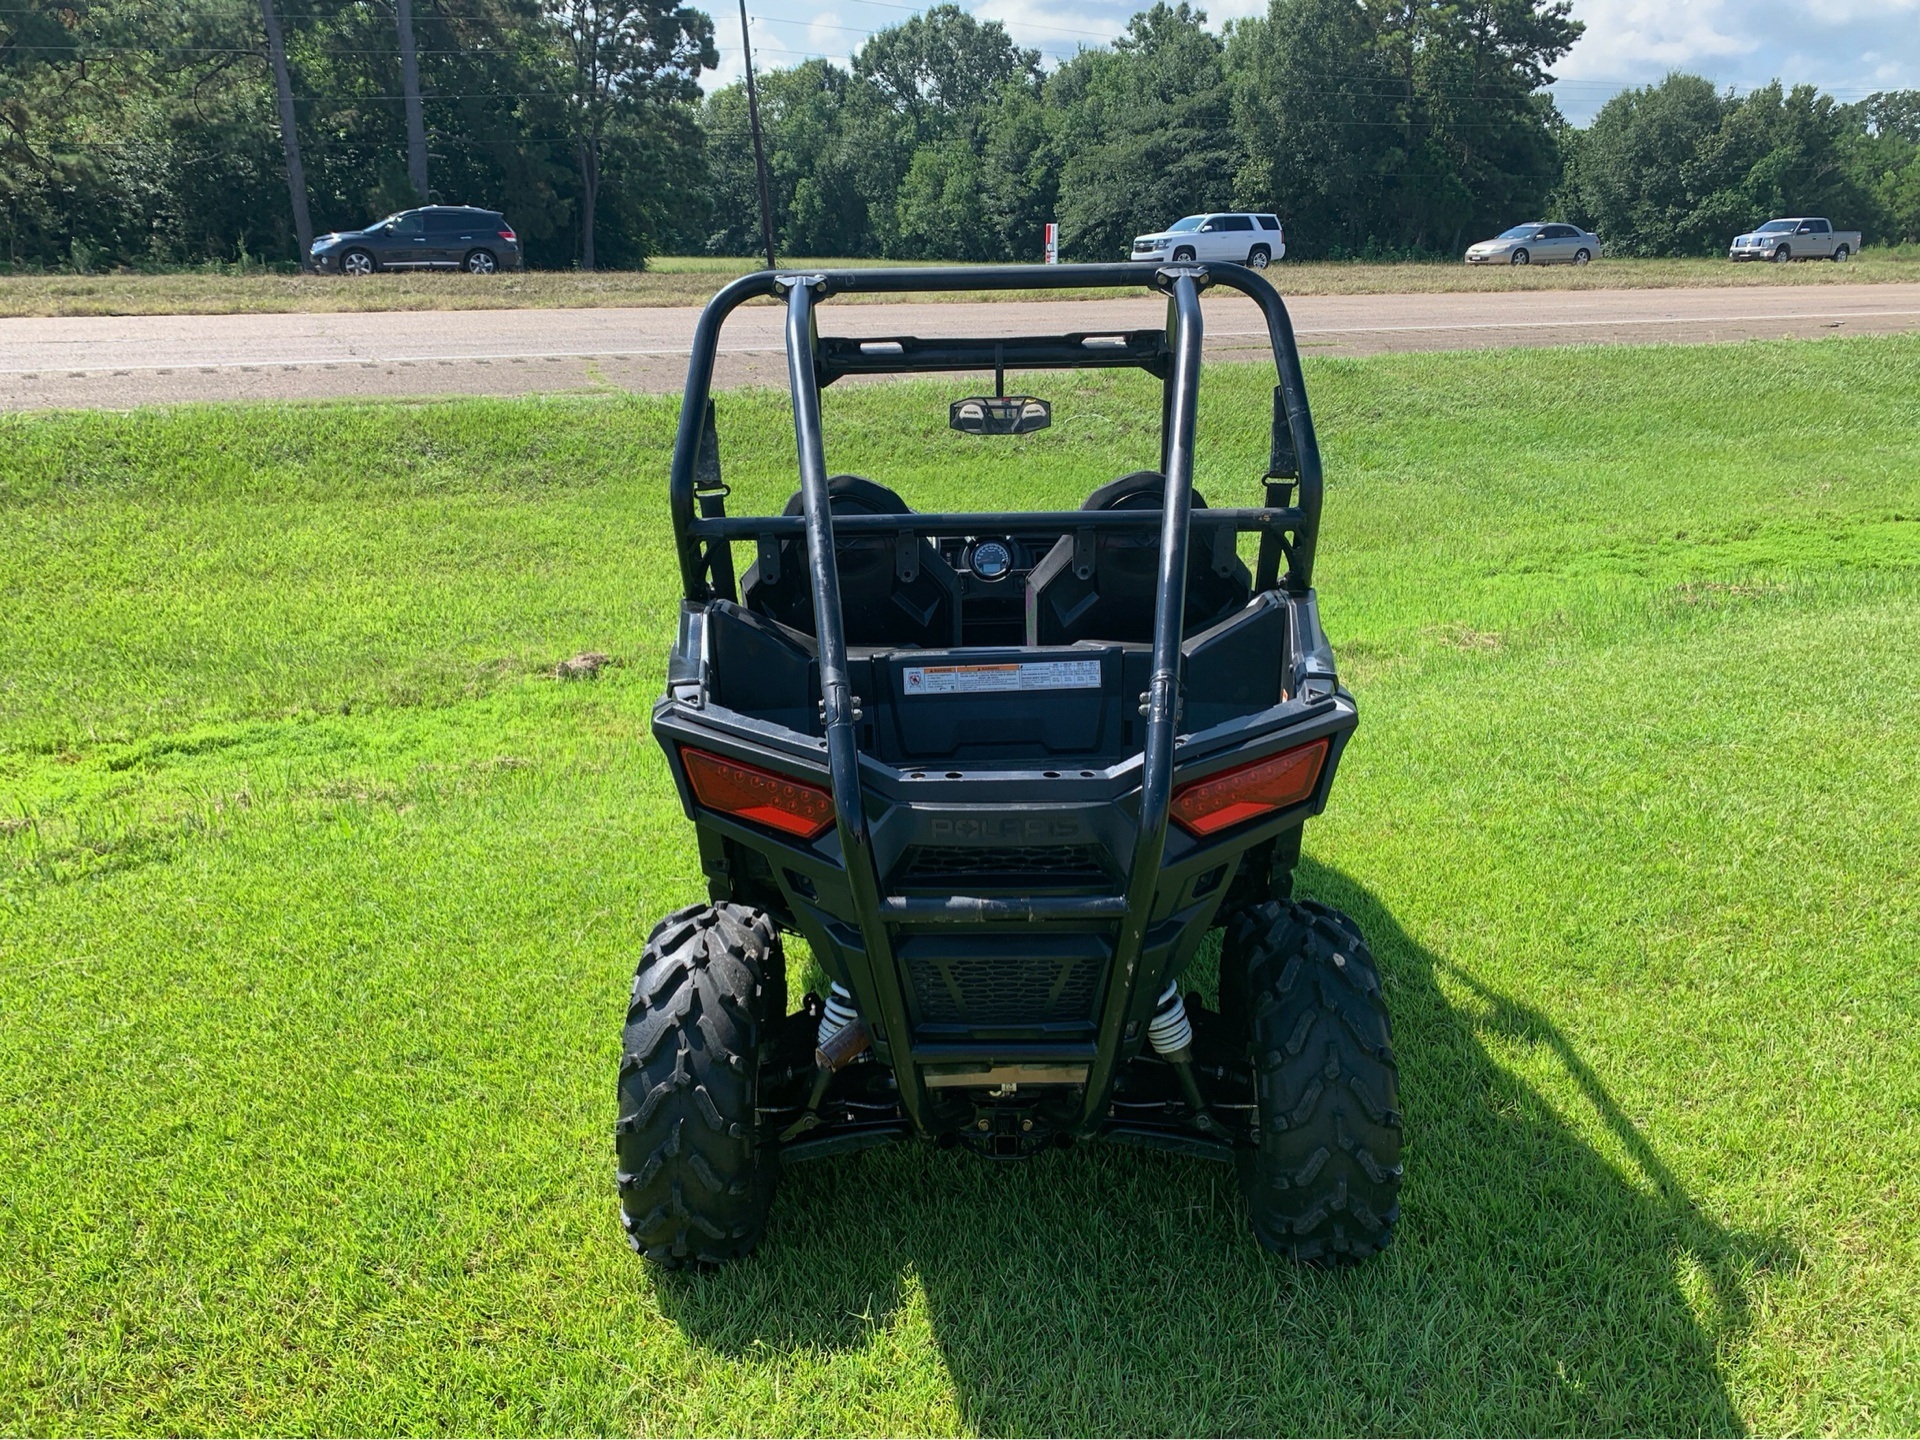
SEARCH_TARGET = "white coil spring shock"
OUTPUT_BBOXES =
[1147,982,1193,1058]
[817,982,860,1050]
[1148,980,1216,1131]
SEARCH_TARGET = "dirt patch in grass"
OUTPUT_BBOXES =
[553,650,615,680]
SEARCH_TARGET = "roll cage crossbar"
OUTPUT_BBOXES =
[668,262,1325,604]
[664,262,1327,1133]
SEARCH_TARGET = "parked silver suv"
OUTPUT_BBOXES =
[1130,213,1285,267]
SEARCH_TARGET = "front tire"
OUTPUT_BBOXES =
[1172,245,1196,263]
[464,248,499,274]
[341,248,376,277]
[616,903,787,1268]
[1510,248,1530,265]
[1772,245,1792,263]
[1228,900,1402,1264]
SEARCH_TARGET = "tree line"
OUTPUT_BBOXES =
[1,0,714,270]
[4,0,1917,272]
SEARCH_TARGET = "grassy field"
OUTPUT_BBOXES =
[3,336,1918,1434]
[3,248,1918,317]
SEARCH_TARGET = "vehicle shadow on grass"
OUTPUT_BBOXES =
[658,860,1793,1434]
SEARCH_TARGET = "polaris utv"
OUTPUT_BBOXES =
[619,262,1402,1267]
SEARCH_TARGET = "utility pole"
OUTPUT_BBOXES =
[260,0,315,270]
[395,0,430,200]
[737,0,776,269]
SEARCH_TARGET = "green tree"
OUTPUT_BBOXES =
[1227,0,1577,257]
[893,134,985,259]
[1390,0,1579,249]
[1567,74,1887,254]
[1227,0,1398,257]
[852,3,1038,142]
[852,5,1038,257]
[702,59,880,256]
[1688,83,1879,242]
[974,78,1060,261]
[1562,73,1728,254]
[0,0,715,271]
[1054,3,1238,260]
[1855,92,1920,242]
[547,0,715,268]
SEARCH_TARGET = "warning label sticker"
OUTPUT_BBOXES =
[901,660,1103,696]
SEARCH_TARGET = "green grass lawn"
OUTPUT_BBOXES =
[2,335,1917,1434]
[4,248,1917,317]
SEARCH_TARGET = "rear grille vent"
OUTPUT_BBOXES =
[897,845,1110,890]
[906,951,1104,1029]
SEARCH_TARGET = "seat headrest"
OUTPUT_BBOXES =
[1082,471,1210,512]
[782,475,911,517]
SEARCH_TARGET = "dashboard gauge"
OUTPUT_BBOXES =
[969,539,1014,580]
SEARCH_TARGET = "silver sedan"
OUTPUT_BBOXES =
[1465,223,1602,266]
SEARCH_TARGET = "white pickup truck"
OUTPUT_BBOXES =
[1729,218,1861,263]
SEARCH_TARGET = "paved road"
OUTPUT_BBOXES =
[5,283,1917,409]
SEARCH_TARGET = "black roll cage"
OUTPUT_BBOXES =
[664,263,1328,1132]
[668,262,1324,605]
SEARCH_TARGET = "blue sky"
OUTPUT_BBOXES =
[705,0,1920,124]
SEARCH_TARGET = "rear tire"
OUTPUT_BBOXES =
[1228,900,1402,1264]
[1833,245,1850,262]
[1573,248,1591,265]
[616,903,786,1268]
[464,248,499,274]
[1247,245,1270,269]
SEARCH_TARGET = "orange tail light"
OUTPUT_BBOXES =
[681,747,836,840]
[1169,738,1329,837]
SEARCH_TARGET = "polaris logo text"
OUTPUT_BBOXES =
[927,817,1083,842]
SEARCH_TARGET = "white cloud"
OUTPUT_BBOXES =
[1555,0,1753,80]
[708,7,857,90]
[1552,0,1920,118]
[970,0,1129,63]
[705,0,1920,117]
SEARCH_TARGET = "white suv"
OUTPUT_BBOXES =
[1130,213,1285,268]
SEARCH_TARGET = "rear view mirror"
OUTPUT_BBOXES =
[950,395,1051,436]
